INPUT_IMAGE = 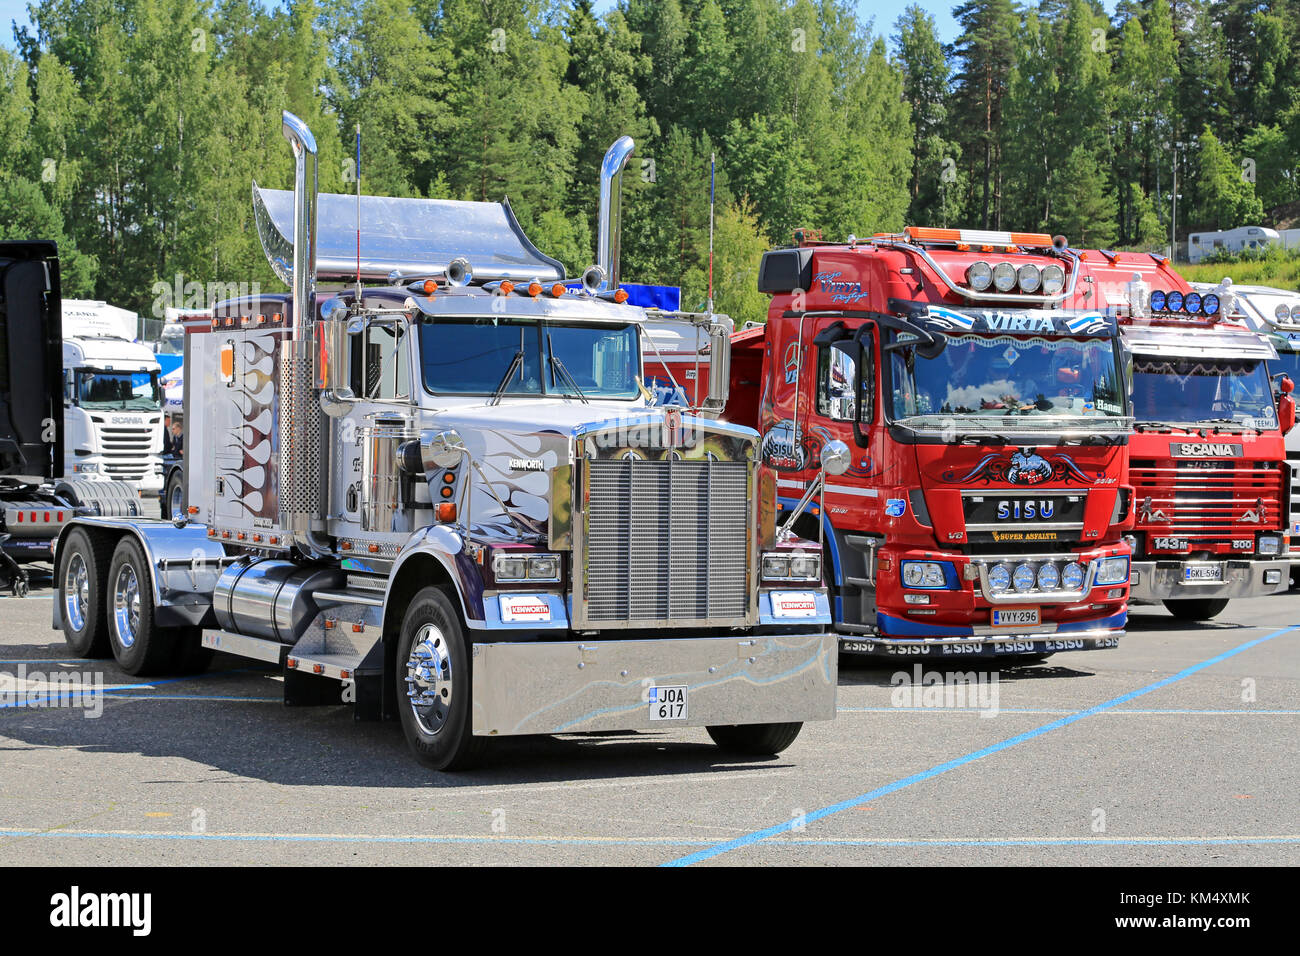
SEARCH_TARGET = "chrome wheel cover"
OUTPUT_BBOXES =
[64,553,89,631]
[405,624,453,736]
[112,564,141,649]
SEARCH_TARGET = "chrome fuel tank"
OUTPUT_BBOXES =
[212,559,344,643]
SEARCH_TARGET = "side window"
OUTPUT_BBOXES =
[818,343,873,423]
[351,321,410,400]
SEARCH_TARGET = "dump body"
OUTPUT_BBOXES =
[1067,252,1291,611]
[727,229,1132,659]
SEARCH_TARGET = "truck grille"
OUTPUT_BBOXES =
[584,458,750,624]
[1130,458,1285,545]
[99,425,155,480]
[1288,451,1300,535]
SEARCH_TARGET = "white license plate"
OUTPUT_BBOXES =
[649,685,687,721]
[1184,565,1223,582]
[992,607,1039,627]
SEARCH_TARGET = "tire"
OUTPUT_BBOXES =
[706,722,803,756]
[161,470,185,520]
[58,527,114,658]
[395,586,485,771]
[1163,598,1230,622]
[105,537,175,676]
[170,626,214,675]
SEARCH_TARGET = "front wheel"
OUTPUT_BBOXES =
[1163,598,1230,622]
[706,722,803,756]
[395,586,486,771]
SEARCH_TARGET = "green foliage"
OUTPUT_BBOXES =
[1050,146,1118,248]
[1192,127,1265,232]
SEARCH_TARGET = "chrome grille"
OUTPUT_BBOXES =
[97,424,155,479]
[585,458,750,624]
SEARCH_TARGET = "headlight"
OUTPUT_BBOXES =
[1185,292,1202,314]
[761,553,820,581]
[1062,561,1086,590]
[1291,305,1300,322]
[1012,563,1035,591]
[1277,304,1291,322]
[762,554,790,579]
[988,563,1011,592]
[1150,289,1167,312]
[1166,290,1184,312]
[901,561,946,589]
[1017,264,1042,293]
[1258,536,1281,555]
[493,553,561,583]
[788,554,821,581]
[1202,293,1220,316]
[967,261,993,291]
[1037,563,1060,590]
[992,262,1017,292]
[1093,557,1128,586]
[1041,263,1065,295]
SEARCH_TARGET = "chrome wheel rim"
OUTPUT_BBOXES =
[64,553,89,631]
[169,482,183,518]
[405,624,453,736]
[112,565,140,649]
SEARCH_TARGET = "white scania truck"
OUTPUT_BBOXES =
[61,300,165,495]
[49,113,840,770]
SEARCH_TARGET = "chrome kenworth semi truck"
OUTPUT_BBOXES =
[51,113,838,770]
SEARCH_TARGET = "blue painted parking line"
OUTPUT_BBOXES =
[664,622,1300,867]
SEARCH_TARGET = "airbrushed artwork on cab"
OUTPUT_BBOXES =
[216,331,281,520]
[460,425,568,530]
[942,448,1096,486]
[760,419,879,477]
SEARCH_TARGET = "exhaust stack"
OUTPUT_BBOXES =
[597,137,635,291]
[278,110,330,557]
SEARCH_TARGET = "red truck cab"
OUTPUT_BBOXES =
[727,228,1133,660]
[1066,249,1293,620]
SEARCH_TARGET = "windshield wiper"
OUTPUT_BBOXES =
[546,332,588,404]
[1196,418,1259,433]
[1134,420,1193,433]
[489,329,526,406]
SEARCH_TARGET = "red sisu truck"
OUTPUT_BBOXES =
[716,227,1134,660]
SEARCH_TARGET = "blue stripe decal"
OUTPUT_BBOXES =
[663,622,1299,866]
[876,612,973,637]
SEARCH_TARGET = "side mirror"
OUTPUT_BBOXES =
[422,430,467,470]
[705,316,733,413]
[1278,377,1295,435]
[821,439,851,476]
[318,297,355,416]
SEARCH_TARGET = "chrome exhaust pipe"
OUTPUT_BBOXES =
[597,137,635,291]
[279,110,330,558]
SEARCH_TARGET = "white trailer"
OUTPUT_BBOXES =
[1187,226,1281,264]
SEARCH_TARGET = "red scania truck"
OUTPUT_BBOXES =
[723,227,1134,659]
[1064,250,1293,619]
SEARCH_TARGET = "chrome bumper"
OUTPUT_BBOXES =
[1129,559,1290,602]
[470,633,837,736]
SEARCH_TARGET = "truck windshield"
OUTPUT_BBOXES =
[890,334,1125,425]
[419,318,639,399]
[1131,356,1278,429]
[74,369,161,411]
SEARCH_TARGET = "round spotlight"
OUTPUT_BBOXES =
[1012,563,1036,592]
[1185,292,1202,314]
[1062,562,1086,590]
[1278,304,1293,322]
[1167,290,1185,312]
[1037,563,1060,590]
[992,262,1017,293]
[1041,264,1066,295]
[967,261,993,292]
[988,564,1011,592]
[1017,264,1042,293]
[1291,305,1300,322]
[1202,293,1220,316]
[1150,289,1167,312]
